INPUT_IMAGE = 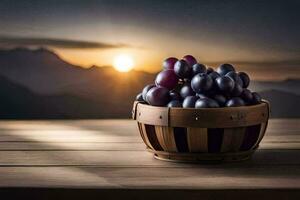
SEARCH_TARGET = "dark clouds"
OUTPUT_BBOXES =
[0,36,129,49]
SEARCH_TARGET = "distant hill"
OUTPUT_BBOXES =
[0,75,135,118]
[0,47,298,118]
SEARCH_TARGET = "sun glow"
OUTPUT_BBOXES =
[113,54,134,72]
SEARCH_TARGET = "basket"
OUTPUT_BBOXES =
[132,100,270,163]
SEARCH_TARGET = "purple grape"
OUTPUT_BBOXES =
[217,63,235,76]
[182,96,199,108]
[146,87,170,106]
[180,82,195,98]
[191,73,213,93]
[195,98,220,108]
[252,92,262,104]
[167,100,182,108]
[225,71,243,87]
[163,57,178,70]
[215,76,235,94]
[136,93,144,102]
[192,63,206,75]
[155,69,179,90]
[183,55,197,67]
[142,84,155,101]
[212,94,227,107]
[174,59,191,78]
[169,90,181,101]
[226,97,245,107]
[238,72,250,88]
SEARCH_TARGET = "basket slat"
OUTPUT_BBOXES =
[155,126,177,152]
[221,127,246,152]
[187,128,208,152]
[140,124,155,150]
[254,122,268,148]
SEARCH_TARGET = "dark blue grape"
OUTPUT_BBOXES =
[136,93,144,102]
[180,82,195,98]
[238,72,250,88]
[208,71,221,80]
[169,90,181,101]
[174,59,192,78]
[226,97,245,107]
[191,73,213,93]
[183,55,197,67]
[212,94,227,107]
[197,93,209,99]
[217,63,235,76]
[192,63,206,75]
[252,92,262,104]
[241,89,253,103]
[155,69,179,90]
[163,57,178,70]
[182,96,199,108]
[230,83,243,97]
[215,76,235,94]
[206,67,214,74]
[142,84,155,101]
[167,100,182,107]
[195,98,220,108]
[146,87,170,106]
[225,71,243,87]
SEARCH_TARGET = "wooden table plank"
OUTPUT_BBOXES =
[0,119,299,199]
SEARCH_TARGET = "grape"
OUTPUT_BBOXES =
[208,71,220,80]
[174,59,191,78]
[182,96,199,108]
[142,84,155,101]
[180,82,195,98]
[191,73,213,93]
[167,100,182,107]
[146,87,170,106]
[197,93,209,99]
[252,92,262,104]
[195,98,220,108]
[215,76,235,94]
[241,89,253,103]
[155,69,179,90]
[135,93,144,102]
[217,63,235,76]
[206,67,214,74]
[230,83,243,97]
[212,94,227,107]
[225,71,243,87]
[183,55,197,67]
[226,97,245,107]
[169,90,181,101]
[192,63,206,75]
[238,72,250,88]
[163,57,178,70]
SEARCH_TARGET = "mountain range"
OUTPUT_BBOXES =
[0,48,299,118]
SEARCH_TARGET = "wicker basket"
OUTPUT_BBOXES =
[132,100,270,163]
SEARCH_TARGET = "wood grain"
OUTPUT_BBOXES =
[0,119,298,198]
[187,128,208,152]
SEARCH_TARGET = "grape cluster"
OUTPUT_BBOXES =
[136,55,262,108]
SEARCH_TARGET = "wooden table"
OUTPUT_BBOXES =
[0,119,299,199]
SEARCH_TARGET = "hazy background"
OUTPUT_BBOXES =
[0,0,299,118]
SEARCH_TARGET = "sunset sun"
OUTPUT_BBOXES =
[113,54,134,72]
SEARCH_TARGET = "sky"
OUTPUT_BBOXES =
[0,0,299,80]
